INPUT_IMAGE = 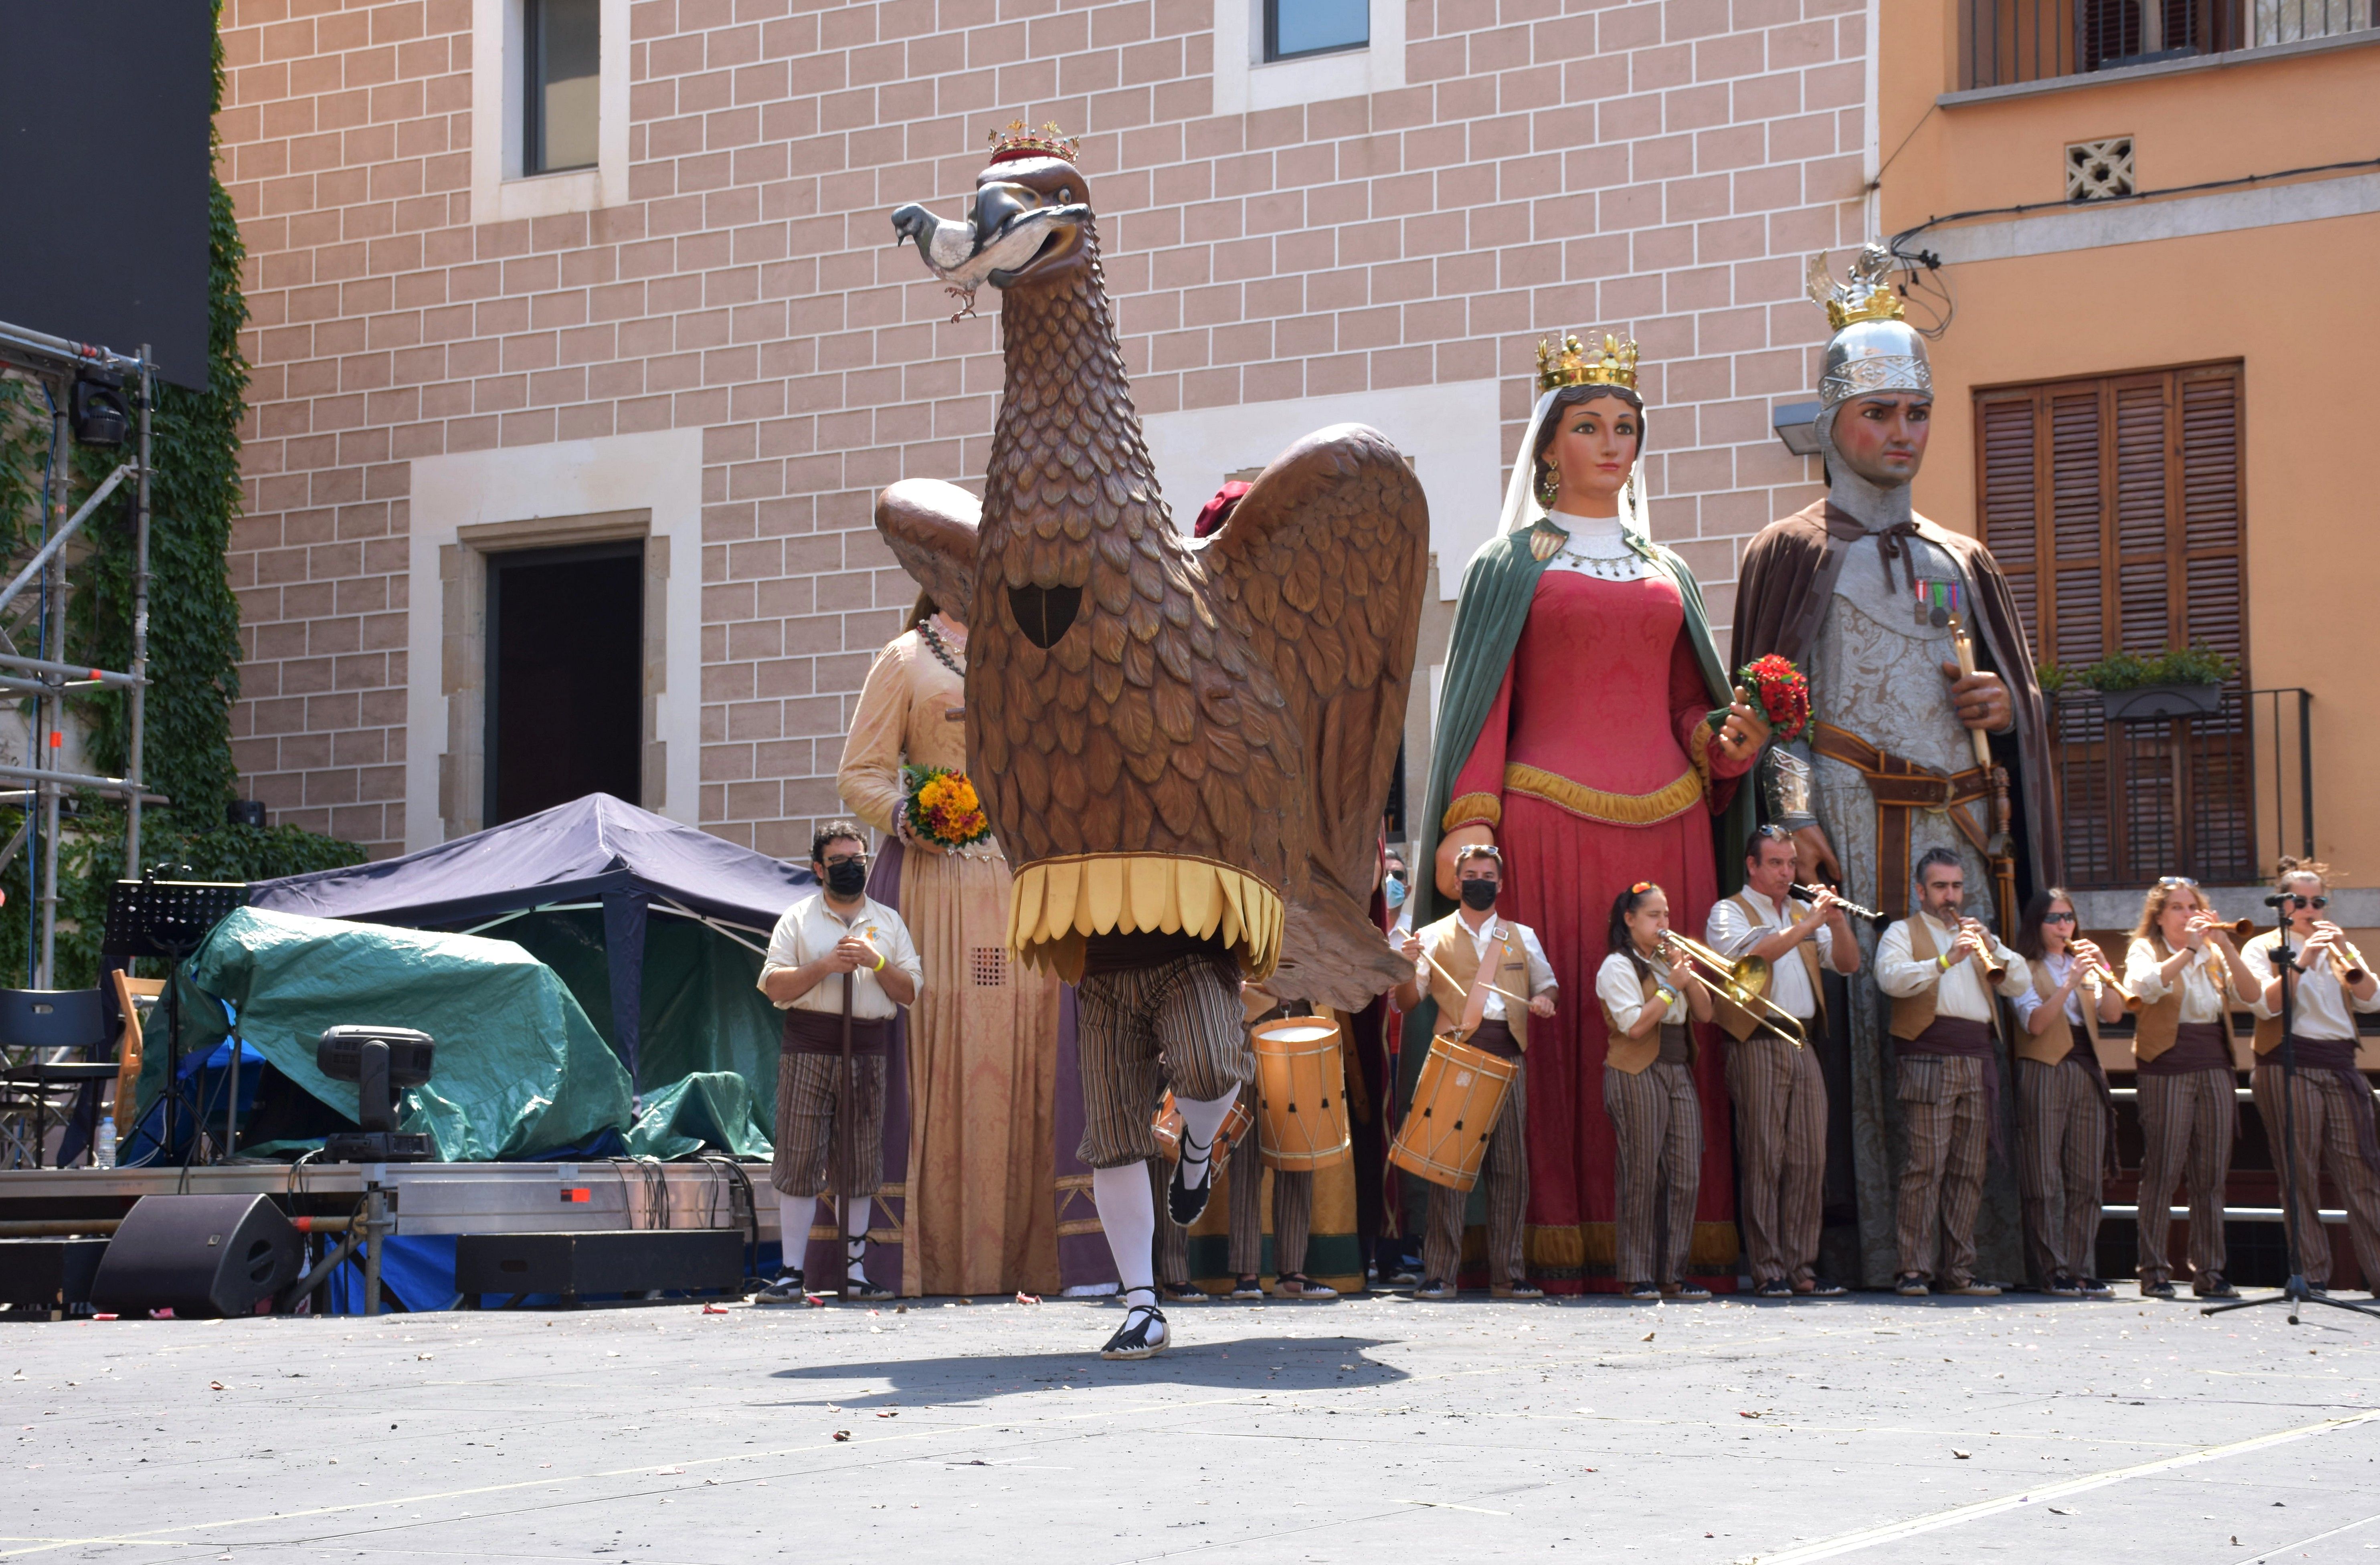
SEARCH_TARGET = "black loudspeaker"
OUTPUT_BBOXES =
[90,1195,303,1318]
[0,1238,109,1309]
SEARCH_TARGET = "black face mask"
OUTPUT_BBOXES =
[1460,879,1499,912]
[824,858,869,898]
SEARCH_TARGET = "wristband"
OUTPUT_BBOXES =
[873,952,887,972]
[1937,952,1951,972]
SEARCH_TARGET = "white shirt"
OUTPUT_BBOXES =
[2240,933,2380,1043]
[1414,911,1556,1022]
[2125,937,2231,1025]
[1876,911,2029,1021]
[2010,950,2088,1029]
[758,893,923,1020]
[1707,888,1835,1020]
[1598,950,1685,1032]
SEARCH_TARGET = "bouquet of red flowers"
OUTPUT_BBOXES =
[902,765,992,849]
[1733,654,1812,742]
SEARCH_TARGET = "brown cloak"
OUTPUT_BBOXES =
[1729,499,2062,904]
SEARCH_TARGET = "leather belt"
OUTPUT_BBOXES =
[1810,721,1996,920]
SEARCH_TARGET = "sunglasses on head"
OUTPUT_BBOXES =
[2157,876,2198,889]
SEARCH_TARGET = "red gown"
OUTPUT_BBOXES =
[1447,568,1750,1290]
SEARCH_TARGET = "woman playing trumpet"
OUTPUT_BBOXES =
[1596,882,1715,1302]
[2009,889,2126,1299]
[2123,876,2257,1300]
[2236,860,2380,1299]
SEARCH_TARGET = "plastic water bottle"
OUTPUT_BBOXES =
[94,1115,117,1169]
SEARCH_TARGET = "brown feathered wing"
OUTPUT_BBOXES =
[1203,423,1429,1010]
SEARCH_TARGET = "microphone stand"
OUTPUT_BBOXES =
[2203,907,2379,1325]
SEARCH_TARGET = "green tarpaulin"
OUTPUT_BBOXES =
[135,907,635,1161]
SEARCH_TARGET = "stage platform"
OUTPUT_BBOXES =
[0,1158,777,1242]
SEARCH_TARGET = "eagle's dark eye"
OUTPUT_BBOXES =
[1008,582,1081,649]
[1057,186,1074,202]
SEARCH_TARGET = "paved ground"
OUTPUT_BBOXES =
[6,1284,2379,1564]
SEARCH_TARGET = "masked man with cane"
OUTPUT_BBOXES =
[756,822,923,1304]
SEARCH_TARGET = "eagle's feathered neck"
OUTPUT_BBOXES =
[982,224,1173,568]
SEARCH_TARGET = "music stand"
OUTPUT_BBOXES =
[101,874,247,1163]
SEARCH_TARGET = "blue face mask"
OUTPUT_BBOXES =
[1383,876,1408,909]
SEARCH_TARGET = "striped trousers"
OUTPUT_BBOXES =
[2252,1063,2380,1290]
[1894,1054,1990,1287]
[1727,1031,1826,1288]
[770,1052,887,1200]
[2134,1068,2234,1286]
[1074,953,1255,1169]
[1423,1058,1528,1287]
[1605,1061,1702,1287]
[2015,1056,2106,1284]
[1229,1137,1314,1277]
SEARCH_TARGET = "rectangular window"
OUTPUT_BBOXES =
[1958,0,2377,88]
[1976,363,2252,887]
[1265,0,1368,61]
[524,0,599,176]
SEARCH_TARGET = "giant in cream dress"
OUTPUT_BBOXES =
[839,616,1061,1296]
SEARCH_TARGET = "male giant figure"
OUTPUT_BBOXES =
[1731,244,2058,1288]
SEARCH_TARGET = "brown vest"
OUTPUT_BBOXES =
[1889,915,1948,1041]
[1603,961,1694,1075]
[1712,892,1828,1043]
[2014,953,2102,1066]
[1423,914,1533,1052]
[2131,935,2234,1064]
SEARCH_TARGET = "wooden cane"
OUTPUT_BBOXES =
[837,963,854,1297]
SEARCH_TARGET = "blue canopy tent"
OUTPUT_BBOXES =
[249,795,815,1117]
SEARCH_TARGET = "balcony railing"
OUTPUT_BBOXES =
[1963,0,2377,90]
[2049,685,2313,889]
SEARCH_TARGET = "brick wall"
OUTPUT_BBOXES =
[218,0,1867,858]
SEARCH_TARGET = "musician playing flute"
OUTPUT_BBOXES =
[1598,881,1716,1301]
[1391,844,1556,1301]
[1705,824,1859,1298]
[2239,860,2380,1298]
[1875,848,2029,1297]
[2123,876,2255,1300]
[2008,888,2125,1299]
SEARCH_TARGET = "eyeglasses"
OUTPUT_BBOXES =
[2286,894,2329,910]
[822,852,867,868]
[2042,911,2076,924]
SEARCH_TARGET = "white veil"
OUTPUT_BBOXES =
[1495,386,1651,543]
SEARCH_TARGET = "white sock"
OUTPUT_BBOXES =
[1092,1163,1157,1296]
[1173,1086,1242,1191]
[843,1197,872,1285]
[776,1191,815,1274]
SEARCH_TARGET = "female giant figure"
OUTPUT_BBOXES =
[1410,335,1767,1290]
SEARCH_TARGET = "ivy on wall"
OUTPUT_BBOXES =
[0,2,364,987]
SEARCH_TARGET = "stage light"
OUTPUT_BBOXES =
[317,1026,436,1163]
[71,371,129,446]
[1772,400,1824,458]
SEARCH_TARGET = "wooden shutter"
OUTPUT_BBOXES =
[1973,363,2250,888]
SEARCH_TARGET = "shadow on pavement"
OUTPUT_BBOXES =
[764,1334,1409,1405]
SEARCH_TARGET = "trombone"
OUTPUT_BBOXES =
[1655,931,1807,1048]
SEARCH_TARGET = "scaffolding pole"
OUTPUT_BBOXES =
[126,348,152,873]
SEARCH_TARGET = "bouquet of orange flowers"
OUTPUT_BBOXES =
[1734,654,1812,742]
[902,765,992,849]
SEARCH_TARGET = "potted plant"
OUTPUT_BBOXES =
[2039,643,2237,723]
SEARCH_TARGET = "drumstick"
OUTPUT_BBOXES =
[1423,950,1533,1008]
